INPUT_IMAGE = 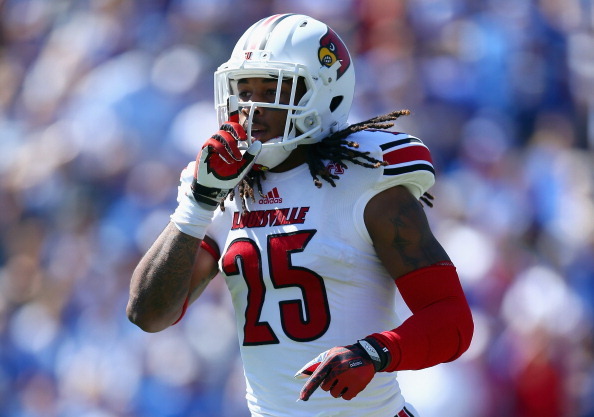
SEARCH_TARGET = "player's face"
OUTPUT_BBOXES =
[236,77,305,143]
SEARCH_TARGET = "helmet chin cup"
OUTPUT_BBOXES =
[253,138,293,170]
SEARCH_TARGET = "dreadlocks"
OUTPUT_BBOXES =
[225,109,434,212]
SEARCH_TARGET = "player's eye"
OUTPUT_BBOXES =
[237,91,251,101]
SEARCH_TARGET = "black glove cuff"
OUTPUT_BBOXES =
[357,337,391,372]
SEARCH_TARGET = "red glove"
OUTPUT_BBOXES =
[191,118,261,210]
[295,338,390,401]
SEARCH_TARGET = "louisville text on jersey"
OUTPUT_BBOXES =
[231,207,310,229]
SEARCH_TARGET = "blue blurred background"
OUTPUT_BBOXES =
[1,0,593,416]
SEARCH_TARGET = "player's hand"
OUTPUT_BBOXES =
[191,96,261,210]
[295,343,377,401]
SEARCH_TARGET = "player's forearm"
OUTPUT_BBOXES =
[127,222,200,332]
[368,263,474,372]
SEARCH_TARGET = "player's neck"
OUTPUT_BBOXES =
[269,145,310,173]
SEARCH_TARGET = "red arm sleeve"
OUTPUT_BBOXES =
[368,263,474,372]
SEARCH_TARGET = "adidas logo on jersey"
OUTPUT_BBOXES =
[259,187,282,204]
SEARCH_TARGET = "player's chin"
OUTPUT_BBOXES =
[251,131,276,143]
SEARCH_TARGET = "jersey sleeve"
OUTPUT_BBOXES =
[350,130,437,246]
[374,132,435,199]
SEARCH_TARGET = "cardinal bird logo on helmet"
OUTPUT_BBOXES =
[318,28,351,79]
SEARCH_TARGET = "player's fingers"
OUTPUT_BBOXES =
[203,136,230,162]
[341,387,358,401]
[220,122,247,142]
[210,131,241,162]
[329,380,349,399]
[294,361,320,381]
[294,350,328,379]
[299,363,331,401]
[339,367,374,401]
[220,123,249,161]
[320,375,337,392]
[228,95,239,123]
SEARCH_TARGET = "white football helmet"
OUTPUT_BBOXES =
[214,14,355,169]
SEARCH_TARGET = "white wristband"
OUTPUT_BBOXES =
[170,165,215,239]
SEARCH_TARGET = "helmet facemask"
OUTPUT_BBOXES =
[216,63,321,143]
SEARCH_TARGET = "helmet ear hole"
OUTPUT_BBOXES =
[330,96,343,112]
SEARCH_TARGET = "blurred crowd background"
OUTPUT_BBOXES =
[1,0,593,416]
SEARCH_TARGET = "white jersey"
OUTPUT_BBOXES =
[201,130,435,416]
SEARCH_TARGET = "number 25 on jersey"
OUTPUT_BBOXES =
[222,230,331,345]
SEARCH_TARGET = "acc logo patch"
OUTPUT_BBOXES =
[318,28,351,79]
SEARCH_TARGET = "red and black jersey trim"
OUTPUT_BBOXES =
[396,406,416,417]
[243,13,297,51]
[379,136,423,150]
[380,135,435,177]
[385,163,435,176]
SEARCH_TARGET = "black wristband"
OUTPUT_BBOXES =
[191,179,229,210]
[357,337,391,372]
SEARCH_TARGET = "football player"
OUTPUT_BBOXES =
[127,14,474,417]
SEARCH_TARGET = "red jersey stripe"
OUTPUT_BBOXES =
[383,145,433,166]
